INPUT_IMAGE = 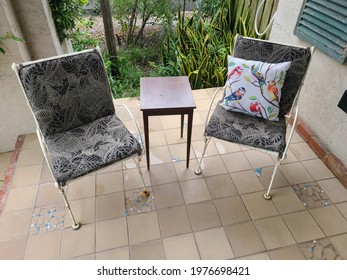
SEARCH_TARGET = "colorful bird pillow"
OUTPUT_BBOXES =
[220,56,291,121]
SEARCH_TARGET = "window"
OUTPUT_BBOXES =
[294,0,347,64]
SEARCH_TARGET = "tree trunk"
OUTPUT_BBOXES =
[100,0,119,77]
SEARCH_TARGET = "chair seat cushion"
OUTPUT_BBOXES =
[45,114,142,183]
[205,104,287,155]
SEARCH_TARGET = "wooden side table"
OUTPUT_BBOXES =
[140,76,196,169]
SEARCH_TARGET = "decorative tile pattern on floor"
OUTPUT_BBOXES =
[125,188,155,216]
[30,205,65,234]
[299,238,342,260]
[292,183,332,209]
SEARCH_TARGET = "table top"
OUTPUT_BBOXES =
[140,76,196,111]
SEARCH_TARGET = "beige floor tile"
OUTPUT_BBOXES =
[244,150,275,168]
[180,178,211,204]
[160,115,182,130]
[257,166,290,190]
[131,240,165,260]
[310,205,347,236]
[254,216,296,250]
[149,145,174,165]
[25,230,61,260]
[199,155,228,177]
[288,129,304,143]
[282,210,325,243]
[163,128,187,145]
[61,223,95,259]
[146,116,163,131]
[127,211,161,244]
[193,88,209,100]
[67,175,96,200]
[272,186,306,214]
[0,237,27,260]
[39,162,55,183]
[16,147,44,167]
[95,246,130,260]
[35,182,62,207]
[97,163,122,174]
[64,197,95,228]
[317,178,347,203]
[0,152,12,170]
[96,192,125,221]
[168,143,195,162]
[11,165,42,188]
[230,170,264,195]
[96,217,128,252]
[225,221,266,257]
[192,140,219,158]
[336,202,347,220]
[69,253,95,260]
[186,201,221,231]
[195,99,212,112]
[241,191,279,220]
[276,149,298,164]
[96,171,123,196]
[157,205,191,238]
[238,252,271,260]
[213,139,242,154]
[214,196,250,225]
[152,182,184,209]
[221,152,252,173]
[195,227,234,260]
[192,112,205,126]
[280,162,314,185]
[148,131,167,147]
[173,159,200,181]
[329,233,347,260]
[191,124,206,142]
[301,159,335,181]
[0,209,33,241]
[205,174,238,199]
[124,167,149,190]
[22,133,40,150]
[4,185,37,211]
[163,233,200,260]
[290,142,318,161]
[268,245,305,260]
[147,163,178,186]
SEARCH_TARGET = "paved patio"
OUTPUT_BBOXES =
[1,87,347,260]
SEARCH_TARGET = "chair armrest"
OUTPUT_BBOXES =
[115,103,144,151]
[204,86,225,130]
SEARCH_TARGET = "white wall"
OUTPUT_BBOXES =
[270,0,347,166]
[0,0,63,153]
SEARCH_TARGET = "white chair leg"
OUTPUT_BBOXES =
[133,156,149,197]
[56,182,81,230]
[194,136,211,175]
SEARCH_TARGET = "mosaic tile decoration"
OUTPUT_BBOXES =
[125,187,155,216]
[299,238,343,260]
[30,204,65,234]
[292,183,332,209]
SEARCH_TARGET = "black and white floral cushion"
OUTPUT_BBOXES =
[205,36,311,156]
[18,49,142,184]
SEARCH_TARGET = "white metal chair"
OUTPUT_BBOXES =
[195,35,314,200]
[12,48,147,230]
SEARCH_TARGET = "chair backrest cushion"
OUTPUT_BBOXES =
[18,49,115,136]
[233,36,311,116]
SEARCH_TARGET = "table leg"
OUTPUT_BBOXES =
[143,112,150,170]
[186,110,193,168]
[180,114,184,138]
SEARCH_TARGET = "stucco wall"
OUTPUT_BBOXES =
[270,0,347,166]
[0,0,62,153]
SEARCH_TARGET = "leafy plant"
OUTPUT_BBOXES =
[48,0,88,42]
[160,0,276,89]
[70,17,100,51]
[112,0,175,45]
[0,32,25,55]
